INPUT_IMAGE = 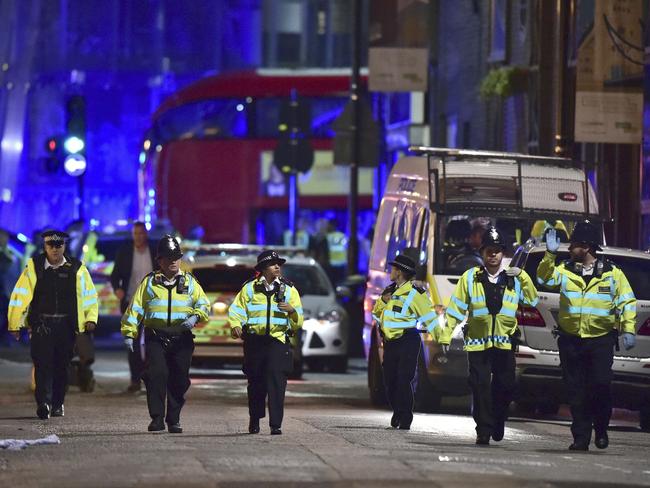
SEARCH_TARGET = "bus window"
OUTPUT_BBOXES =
[255,97,347,138]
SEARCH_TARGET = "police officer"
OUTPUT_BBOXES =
[228,250,304,435]
[372,253,437,430]
[7,230,98,419]
[436,227,538,445]
[121,235,209,433]
[539,221,636,451]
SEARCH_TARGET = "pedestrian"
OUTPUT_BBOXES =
[110,221,157,392]
[228,250,304,435]
[121,235,209,433]
[0,229,21,346]
[435,227,538,445]
[538,221,636,451]
[372,253,437,430]
[326,220,347,285]
[7,230,98,419]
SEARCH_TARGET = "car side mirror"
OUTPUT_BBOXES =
[335,285,352,298]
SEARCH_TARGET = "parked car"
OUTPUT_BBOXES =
[183,245,350,376]
[516,244,650,429]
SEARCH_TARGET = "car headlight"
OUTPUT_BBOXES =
[212,301,229,314]
[317,309,341,322]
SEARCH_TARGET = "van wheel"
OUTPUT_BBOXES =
[368,336,387,406]
[640,403,650,432]
[414,351,441,413]
[328,356,348,373]
[537,401,560,416]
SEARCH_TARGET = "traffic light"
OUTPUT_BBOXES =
[273,96,314,174]
[63,95,87,176]
[44,136,61,173]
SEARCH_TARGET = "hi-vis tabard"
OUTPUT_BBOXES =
[121,270,210,338]
[536,251,636,338]
[372,280,438,341]
[438,267,538,351]
[7,255,99,333]
[326,231,347,267]
[228,276,304,343]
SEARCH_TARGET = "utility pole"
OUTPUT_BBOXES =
[348,0,362,276]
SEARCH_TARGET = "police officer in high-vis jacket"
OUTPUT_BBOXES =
[121,235,209,433]
[435,227,538,445]
[372,254,437,430]
[228,250,304,435]
[7,230,98,420]
[538,221,636,451]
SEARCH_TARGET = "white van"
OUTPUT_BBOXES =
[364,147,601,411]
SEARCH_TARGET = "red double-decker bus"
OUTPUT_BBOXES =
[140,69,375,244]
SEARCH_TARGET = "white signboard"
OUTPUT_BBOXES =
[574,91,643,144]
[368,47,428,92]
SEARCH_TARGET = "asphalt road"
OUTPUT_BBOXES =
[1,347,649,487]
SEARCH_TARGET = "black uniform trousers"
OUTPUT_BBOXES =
[558,332,615,445]
[121,300,144,384]
[30,317,76,408]
[382,328,421,428]
[467,347,516,437]
[243,334,293,428]
[143,329,194,425]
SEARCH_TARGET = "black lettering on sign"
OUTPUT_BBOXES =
[398,178,417,192]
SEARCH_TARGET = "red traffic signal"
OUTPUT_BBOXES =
[45,137,58,153]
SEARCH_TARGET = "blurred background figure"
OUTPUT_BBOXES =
[111,221,157,393]
[283,214,311,250]
[0,229,21,346]
[309,218,331,272]
[326,219,347,286]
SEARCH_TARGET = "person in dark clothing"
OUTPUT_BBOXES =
[110,222,157,392]
[7,230,98,419]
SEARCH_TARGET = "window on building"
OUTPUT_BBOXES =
[489,0,508,62]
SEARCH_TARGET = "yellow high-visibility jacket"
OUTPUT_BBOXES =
[536,251,636,337]
[8,255,98,333]
[437,267,538,351]
[326,231,347,267]
[228,276,303,343]
[372,280,438,341]
[121,270,210,338]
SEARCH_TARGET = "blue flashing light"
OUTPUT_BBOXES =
[148,189,156,197]
[145,222,152,231]
[236,104,244,112]
[139,151,146,164]
[16,233,27,243]
[148,198,155,206]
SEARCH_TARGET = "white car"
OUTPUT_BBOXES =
[183,245,350,374]
[516,244,650,429]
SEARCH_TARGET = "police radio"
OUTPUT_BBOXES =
[275,282,286,303]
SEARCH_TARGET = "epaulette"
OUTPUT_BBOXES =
[279,276,294,287]
[413,284,426,294]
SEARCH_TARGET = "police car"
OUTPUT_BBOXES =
[516,243,650,430]
[182,244,350,375]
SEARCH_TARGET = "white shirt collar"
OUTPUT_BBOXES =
[260,275,281,291]
[45,256,67,270]
[485,263,507,283]
[161,270,182,286]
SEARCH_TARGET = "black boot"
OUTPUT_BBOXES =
[51,405,64,417]
[594,432,609,449]
[36,403,51,420]
[248,418,260,434]
[167,423,183,434]
[148,418,165,432]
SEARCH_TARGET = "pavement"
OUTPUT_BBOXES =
[1,347,650,487]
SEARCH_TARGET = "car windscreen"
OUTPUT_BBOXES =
[282,264,331,296]
[192,266,256,293]
[524,251,650,301]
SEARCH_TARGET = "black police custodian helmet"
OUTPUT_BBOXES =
[156,235,183,260]
[480,226,507,251]
[41,229,70,244]
[388,254,417,275]
[255,250,286,272]
[569,220,602,251]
